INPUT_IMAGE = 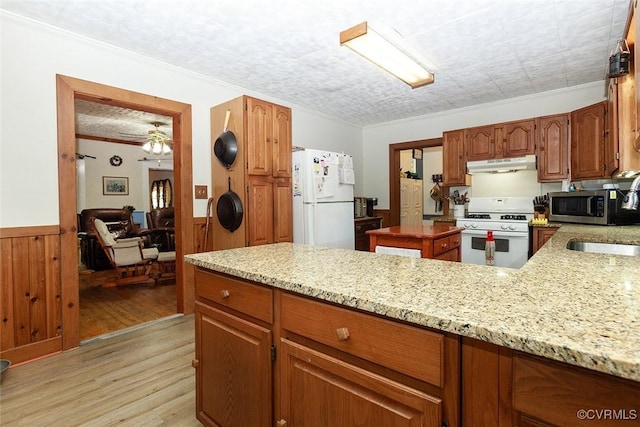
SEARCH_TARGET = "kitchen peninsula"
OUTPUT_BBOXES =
[366,224,462,261]
[185,224,640,426]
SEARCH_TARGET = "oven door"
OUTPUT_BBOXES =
[461,229,529,269]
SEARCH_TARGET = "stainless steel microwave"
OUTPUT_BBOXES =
[549,190,640,225]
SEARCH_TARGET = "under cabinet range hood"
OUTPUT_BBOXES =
[466,154,536,174]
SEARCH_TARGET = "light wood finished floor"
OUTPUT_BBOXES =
[80,269,176,341]
[0,315,199,426]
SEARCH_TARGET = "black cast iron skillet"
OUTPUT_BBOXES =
[213,110,238,168]
[217,177,243,232]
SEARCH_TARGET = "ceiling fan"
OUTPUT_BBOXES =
[120,121,173,155]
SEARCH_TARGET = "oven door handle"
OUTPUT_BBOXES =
[462,230,527,238]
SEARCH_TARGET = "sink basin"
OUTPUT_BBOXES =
[566,241,640,256]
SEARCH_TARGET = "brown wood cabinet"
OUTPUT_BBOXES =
[536,114,570,182]
[400,178,423,225]
[211,95,292,250]
[354,216,383,251]
[466,124,496,161]
[461,337,639,427]
[194,269,274,427]
[531,226,559,256]
[571,101,608,180]
[443,129,468,186]
[501,119,536,158]
[279,292,458,427]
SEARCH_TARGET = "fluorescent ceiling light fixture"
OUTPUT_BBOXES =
[340,22,434,89]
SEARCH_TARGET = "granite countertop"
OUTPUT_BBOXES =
[184,224,640,382]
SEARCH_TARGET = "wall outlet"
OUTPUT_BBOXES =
[195,185,208,199]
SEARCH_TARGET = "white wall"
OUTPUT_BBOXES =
[362,82,607,208]
[0,12,363,227]
[422,147,443,216]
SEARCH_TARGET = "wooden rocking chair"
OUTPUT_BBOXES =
[92,218,159,287]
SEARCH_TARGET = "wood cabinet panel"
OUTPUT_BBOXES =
[246,97,273,176]
[466,125,496,161]
[273,178,293,243]
[280,339,442,427]
[273,106,292,178]
[537,114,569,182]
[443,129,467,186]
[531,227,558,256]
[247,176,275,246]
[502,119,536,157]
[195,301,272,427]
[354,217,382,251]
[571,102,607,180]
[512,355,640,427]
[281,292,444,387]
[400,178,423,226]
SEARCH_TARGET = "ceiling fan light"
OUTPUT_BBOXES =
[152,142,162,155]
[142,142,152,153]
[162,143,172,154]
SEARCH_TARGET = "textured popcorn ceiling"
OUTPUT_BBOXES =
[2,0,631,134]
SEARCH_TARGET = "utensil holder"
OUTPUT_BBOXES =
[453,205,465,218]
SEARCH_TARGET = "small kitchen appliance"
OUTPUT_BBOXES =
[549,190,640,225]
[354,197,367,218]
[456,197,534,269]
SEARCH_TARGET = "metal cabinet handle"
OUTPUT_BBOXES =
[276,420,287,427]
[220,289,230,298]
[336,327,350,341]
[191,359,199,368]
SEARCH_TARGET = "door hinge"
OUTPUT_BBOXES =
[442,421,449,427]
[271,345,276,362]
[616,152,620,160]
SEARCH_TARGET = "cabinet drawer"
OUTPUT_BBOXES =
[281,292,444,387]
[513,355,640,427]
[434,249,458,262]
[355,219,381,234]
[195,269,273,324]
[433,234,460,256]
[449,233,461,249]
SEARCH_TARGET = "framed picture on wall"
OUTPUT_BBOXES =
[412,148,423,160]
[103,176,129,195]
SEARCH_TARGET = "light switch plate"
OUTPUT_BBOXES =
[195,185,208,199]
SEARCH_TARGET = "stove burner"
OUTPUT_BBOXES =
[501,214,527,221]
[466,214,491,219]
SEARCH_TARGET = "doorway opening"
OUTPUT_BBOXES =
[56,75,195,351]
[388,137,445,226]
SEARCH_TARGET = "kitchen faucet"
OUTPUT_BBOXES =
[622,174,640,210]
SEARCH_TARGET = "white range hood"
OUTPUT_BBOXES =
[466,154,536,174]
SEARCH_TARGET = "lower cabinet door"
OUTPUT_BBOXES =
[280,339,442,427]
[195,302,272,427]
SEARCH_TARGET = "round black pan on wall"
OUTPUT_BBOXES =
[217,177,243,232]
[214,110,238,168]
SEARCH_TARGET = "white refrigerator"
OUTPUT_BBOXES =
[292,149,355,249]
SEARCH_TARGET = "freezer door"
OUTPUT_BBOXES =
[294,149,354,203]
[300,202,354,250]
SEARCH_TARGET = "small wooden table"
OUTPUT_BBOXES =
[366,225,463,261]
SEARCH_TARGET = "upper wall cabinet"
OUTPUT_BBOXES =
[501,119,536,158]
[536,114,569,182]
[443,129,468,186]
[465,119,535,162]
[570,101,608,180]
[246,97,292,178]
[466,125,495,161]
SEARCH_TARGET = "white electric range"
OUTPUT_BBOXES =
[455,197,534,268]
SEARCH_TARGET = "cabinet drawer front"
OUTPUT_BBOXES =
[433,236,451,256]
[195,269,273,323]
[434,250,458,262]
[281,293,444,387]
[355,219,381,233]
[448,233,461,249]
[513,355,640,427]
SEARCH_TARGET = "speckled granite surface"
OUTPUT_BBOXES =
[185,224,640,382]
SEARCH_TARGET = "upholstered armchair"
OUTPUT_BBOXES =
[78,208,152,270]
[146,207,175,251]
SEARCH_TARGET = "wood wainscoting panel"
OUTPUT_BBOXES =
[0,226,62,363]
